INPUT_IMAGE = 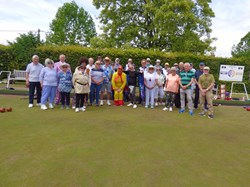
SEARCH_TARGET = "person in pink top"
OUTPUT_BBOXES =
[54,54,71,104]
[163,67,180,111]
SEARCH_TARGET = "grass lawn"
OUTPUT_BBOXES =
[0,95,249,187]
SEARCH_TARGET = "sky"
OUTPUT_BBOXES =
[0,0,250,57]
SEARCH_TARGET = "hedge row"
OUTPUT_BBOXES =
[0,45,249,93]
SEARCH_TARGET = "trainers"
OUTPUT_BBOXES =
[28,104,33,108]
[72,106,76,109]
[66,106,70,110]
[155,102,158,106]
[75,108,80,112]
[151,106,154,109]
[208,115,214,119]
[107,100,111,106]
[49,103,54,109]
[179,109,185,113]
[169,107,173,112]
[83,106,86,109]
[36,103,41,106]
[199,112,206,116]
[100,100,103,106]
[145,105,148,108]
[41,105,47,110]
[127,103,133,107]
[80,107,86,112]
[189,111,194,116]
[133,104,137,109]
[162,107,168,111]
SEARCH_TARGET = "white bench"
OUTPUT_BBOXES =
[10,70,26,81]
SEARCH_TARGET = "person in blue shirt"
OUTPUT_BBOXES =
[100,57,113,106]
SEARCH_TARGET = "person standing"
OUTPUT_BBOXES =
[111,66,127,106]
[179,63,195,115]
[163,67,180,111]
[194,62,205,108]
[100,57,113,106]
[54,54,71,105]
[25,55,43,108]
[72,65,90,112]
[58,63,72,109]
[144,65,158,109]
[39,58,58,110]
[138,59,147,105]
[90,61,105,106]
[154,67,165,106]
[124,64,139,108]
[175,62,184,108]
[198,66,215,119]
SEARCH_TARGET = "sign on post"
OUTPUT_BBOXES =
[219,65,244,82]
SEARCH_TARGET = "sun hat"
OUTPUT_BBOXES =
[165,63,169,66]
[204,66,210,70]
[95,61,101,65]
[174,63,178,66]
[146,58,151,61]
[60,62,69,67]
[104,57,110,61]
[156,59,161,63]
[148,65,155,69]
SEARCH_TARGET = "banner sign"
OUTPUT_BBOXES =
[219,65,244,82]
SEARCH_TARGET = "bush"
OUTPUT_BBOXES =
[1,45,250,92]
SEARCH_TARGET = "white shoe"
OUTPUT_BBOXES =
[80,107,86,112]
[36,103,41,106]
[83,106,86,109]
[107,100,111,106]
[75,108,80,112]
[162,107,168,111]
[72,106,76,109]
[49,103,54,109]
[133,104,137,109]
[41,105,47,110]
[127,103,133,107]
[155,102,158,106]
[100,100,103,106]
[28,104,33,108]
[169,107,173,112]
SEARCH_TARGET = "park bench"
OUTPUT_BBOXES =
[0,70,26,89]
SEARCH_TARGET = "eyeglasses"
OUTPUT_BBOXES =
[48,62,53,64]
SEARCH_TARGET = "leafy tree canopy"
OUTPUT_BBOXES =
[232,31,250,58]
[47,1,96,46]
[93,0,215,54]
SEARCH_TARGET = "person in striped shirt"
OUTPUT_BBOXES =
[179,63,195,115]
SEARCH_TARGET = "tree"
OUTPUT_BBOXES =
[47,1,97,46]
[93,0,215,54]
[232,31,250,58]
[8,31,40,69]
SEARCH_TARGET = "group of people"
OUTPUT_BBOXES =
[25,54,215,118]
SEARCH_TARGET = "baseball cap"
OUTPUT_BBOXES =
[146,58,151,61]
[165,63,169,66]
[199,62,205,66]
[204,66,210,70]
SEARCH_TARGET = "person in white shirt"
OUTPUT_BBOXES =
[25,55,43,108]
[144,65,158,109]
[154,67,165,106]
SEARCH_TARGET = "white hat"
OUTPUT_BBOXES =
[146,58,151,61]
[148,65,155,69]
[204,66,210,70]
[156,59,161,63]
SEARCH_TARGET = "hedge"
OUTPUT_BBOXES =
[0,45,249,92]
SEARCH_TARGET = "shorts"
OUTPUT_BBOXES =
[101,82,112,93]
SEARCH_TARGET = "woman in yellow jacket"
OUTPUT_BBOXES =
[111,66,127,106]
